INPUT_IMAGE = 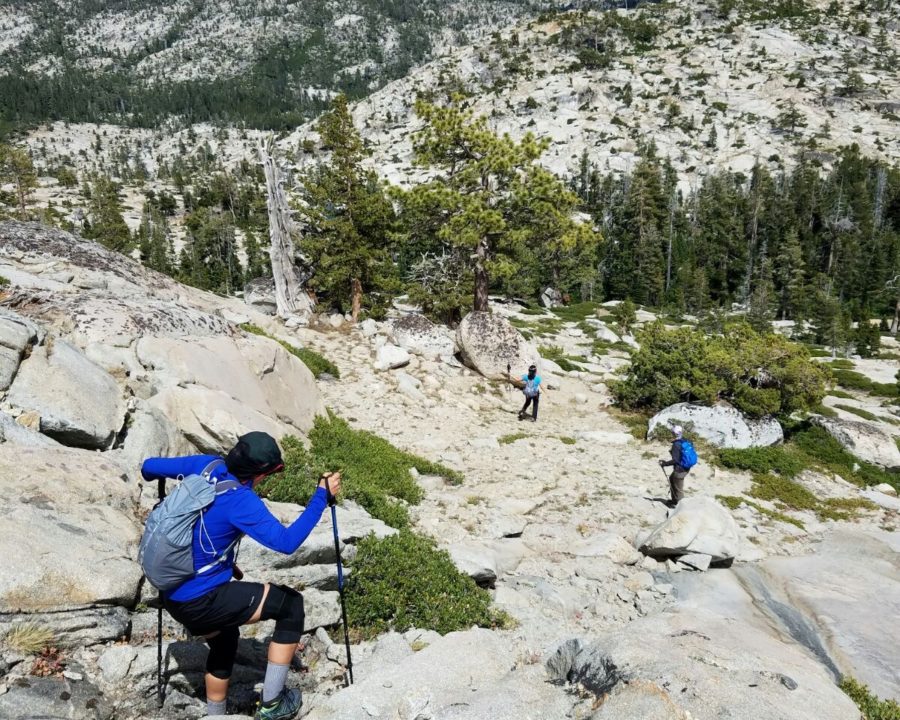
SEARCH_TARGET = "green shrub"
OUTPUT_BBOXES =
[559,436,577,445]
[828,389,855,399]
[840,676,900,720]
[538,345,582,372]
[346,530,494,638]
[828,358,855,369]
[833,369,899,398]
[834,404,879,422]
[0,275,8,287]
[499,432,528,445]
[716,494,805,529]
[792,426,898,491]
[818,497,878,521]
[717,446,805,478]
[749,473,819,511]
[612,322,829,418]
[240,323,340,379]
[550,302,600,322]
[260,415,460,528]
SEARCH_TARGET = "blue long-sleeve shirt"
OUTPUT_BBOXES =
[141,454,328,602]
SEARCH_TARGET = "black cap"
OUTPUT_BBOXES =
[225,431,284,479]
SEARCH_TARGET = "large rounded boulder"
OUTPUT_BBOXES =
[390,314,456,360]
[455,311,540,381]
[810,415,900,469]
[636,496,741,564]
[648,402,783,449]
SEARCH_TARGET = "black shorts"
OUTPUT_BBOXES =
[164,581,265,637]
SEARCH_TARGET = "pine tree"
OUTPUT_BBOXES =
[137,202,174,275]
[299,95,397,321]
[82,175,131,252]
[774,227,807,320]
[398,99,559,312]
[747,259,776,332]
[0,143,37,219]
[243,229,269,282]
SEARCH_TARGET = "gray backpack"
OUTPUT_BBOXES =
[138,459,241,592]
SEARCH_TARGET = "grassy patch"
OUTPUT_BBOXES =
[716,494,805,529]
[345,529,497,639]
[818,497,879,521]
[828,358,856,369]
[608,408,650,440]
[538,344,583,372]
[240,323,340,379]
[840,676,900,720]
[792,426,898,491]
[550,302,600,322]
[811,403,839,417]
[260,414,461,528]
[519,306,547,316]
[499,432,528,445]
[832,369,899,398]
[2,623,53,654]
[828,389,856,399]
[0,275,9,287]
[834,404,880,422]
[718,446,806,478]
[749,473,819,511]
[558,436,577,445]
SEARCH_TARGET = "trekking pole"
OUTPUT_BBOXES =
[155,478,166,709]
[325,476,354,686]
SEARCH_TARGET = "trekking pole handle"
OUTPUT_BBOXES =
[320,471,339,507]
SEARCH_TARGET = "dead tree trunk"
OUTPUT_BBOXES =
[259,139,308,318]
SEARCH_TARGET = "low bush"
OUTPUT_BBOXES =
[538,345,583,372]
[346,530,495,638]
[840,676,900,720]
[612,322,829,418]
[499,432,528,445]
[0,275,9,287]
[716,494,805,529]
[818,497,878,521]
[260,414,461,528]
[749,473,819,511]
[792,426,898,491]
[832,369,899,398]
[240,323,340,379]
[550,301,601,322]
[717,446,805,478]
[834,404,879,422]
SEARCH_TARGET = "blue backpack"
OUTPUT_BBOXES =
[679,439,698,469]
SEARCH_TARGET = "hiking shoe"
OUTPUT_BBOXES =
[255,688,302,720]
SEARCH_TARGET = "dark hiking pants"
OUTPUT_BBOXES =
[521,394,539,420]
[669,469,687,504]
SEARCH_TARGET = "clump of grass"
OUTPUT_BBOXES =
[716,494,805,529]
[834,404,880,422]
[828,358,856,369]
[519,307,547,316]
[0,275,9,287]
[840,676,900,720]
[346,529,497,639]
[558,436,577,445]
[240,323,340,379]
[817,497,879,521]
[260,413,461,528]
[832,369,899,398]
[550,302,600,322]
[828,389,856,400]
[608,408,650,440]
[2,623,54,654]
[718,446,806,478]
[538,345,583,372]
[749,473,819,511]
[792,426,899,491]
[499,432,528,445]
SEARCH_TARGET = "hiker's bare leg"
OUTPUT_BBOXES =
[205,672,229,703]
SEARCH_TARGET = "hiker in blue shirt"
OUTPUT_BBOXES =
[518,364,542,422]
[141,431,341,720]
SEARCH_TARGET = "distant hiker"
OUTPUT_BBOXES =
[659,425,697,507]
[518,364,542,422]
[140,431,342,720]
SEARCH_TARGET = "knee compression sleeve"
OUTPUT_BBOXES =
[206,626,239,679]
[261,584,305,644]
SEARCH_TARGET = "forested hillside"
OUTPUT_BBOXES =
[0,0,538,133]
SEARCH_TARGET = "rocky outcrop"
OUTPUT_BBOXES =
[7,339,126,449]
[136,334,324,449]
[810,415,900,469]
[374,343,411,371]
[389,314,456,359]
[0,445,141,612]
[636,497,741,565]
[456,311,540,381]
[648,402,783,449]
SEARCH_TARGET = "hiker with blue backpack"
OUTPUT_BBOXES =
[139,431,342,720]
[518,364,542,422]
[659,425,697,507]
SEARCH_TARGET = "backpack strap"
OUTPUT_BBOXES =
[200,458,226,480]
